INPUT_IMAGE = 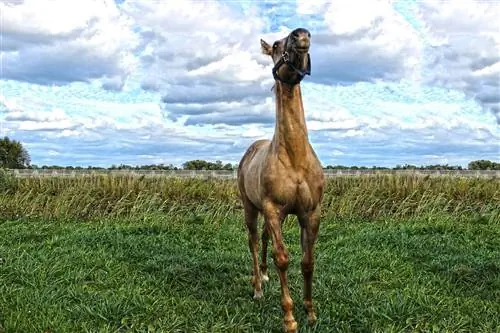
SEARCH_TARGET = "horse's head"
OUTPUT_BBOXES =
[260,28,312,86]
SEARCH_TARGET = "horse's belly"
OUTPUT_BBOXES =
[242,155,269,210]
[244,177,264,210]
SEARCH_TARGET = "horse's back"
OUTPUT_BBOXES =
[238,139,270,171]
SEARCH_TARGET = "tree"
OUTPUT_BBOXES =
[182,159,235,170]
[0,136,31,169]
[468,159,500,170]
[183,159,209,170]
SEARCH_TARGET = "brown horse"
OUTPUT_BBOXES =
[237,28,325,333]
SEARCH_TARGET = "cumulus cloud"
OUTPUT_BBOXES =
[0,0,139,89]
[120,0,280,126]
[292,0,500,123]
[415,0,500,123]
[300,81,499,166]
[128,0,429,129]
[0,85,262,166]
[295,0,423,84]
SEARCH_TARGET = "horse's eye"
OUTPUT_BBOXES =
[273,43,278,49]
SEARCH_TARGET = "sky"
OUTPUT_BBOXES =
[0,0,499,168]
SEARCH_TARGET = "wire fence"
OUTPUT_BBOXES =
[6,169,500,179]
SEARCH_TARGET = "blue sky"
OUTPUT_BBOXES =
[1,0,499,168]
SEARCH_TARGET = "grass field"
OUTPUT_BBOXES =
[0,173,499,332]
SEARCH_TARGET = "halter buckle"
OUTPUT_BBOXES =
[282,52,290,63]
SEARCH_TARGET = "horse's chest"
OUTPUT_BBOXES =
[266,173,319,211]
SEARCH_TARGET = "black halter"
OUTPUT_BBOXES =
[272,50,311,86]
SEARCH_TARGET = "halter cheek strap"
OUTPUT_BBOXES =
[272,51,311,86]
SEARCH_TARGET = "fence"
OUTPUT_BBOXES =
[7,169,500,179]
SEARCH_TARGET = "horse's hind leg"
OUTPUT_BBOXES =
[298,205,321,326]
[260,223,270,282]
[243,198,263,299]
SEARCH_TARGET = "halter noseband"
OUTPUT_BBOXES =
[272,50,311,86]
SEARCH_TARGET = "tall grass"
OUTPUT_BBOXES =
[323,175,499,221]
[1,173,498,222]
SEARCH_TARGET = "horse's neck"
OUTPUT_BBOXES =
[271,83,310,167]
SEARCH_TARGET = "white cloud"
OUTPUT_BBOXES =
[294,0,500,123]
[17,120,76,131]
[416,0,500,122]
[296,0,329,16]
[295,0,423,83]
[0,95,21,113]
[324,0,396,36]
[186,50,269,83]
[240,125,270,139]
[122,0,269,85]
[299,81,499,167]
[1,0,139,88]
[119,0,280,128]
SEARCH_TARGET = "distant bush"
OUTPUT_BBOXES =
[468,159,500,170]
[0,168,16,193]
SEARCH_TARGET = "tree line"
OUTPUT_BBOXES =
[28,160,237,171]
[1,136,499,170]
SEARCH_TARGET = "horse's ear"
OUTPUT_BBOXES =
[260,39,272,56]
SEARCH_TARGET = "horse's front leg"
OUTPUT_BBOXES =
[264,203,297,333]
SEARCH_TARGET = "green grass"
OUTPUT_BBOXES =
[1,213,499,332]
[0,174,499,332]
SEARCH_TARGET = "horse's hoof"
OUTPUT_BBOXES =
[261,273,269,282]
[283,319,297,333]
[253,289,263,299]
[307,312,317,326]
